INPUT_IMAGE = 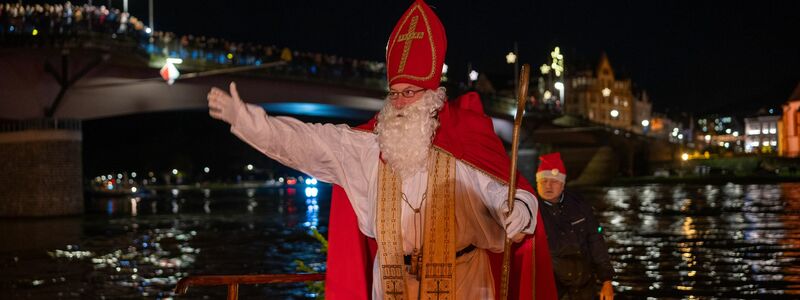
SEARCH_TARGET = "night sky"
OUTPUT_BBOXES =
[124,0,800,116]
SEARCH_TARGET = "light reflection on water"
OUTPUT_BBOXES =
[1,183,799,299]
[578,183,800,299]
[0,186,327,299]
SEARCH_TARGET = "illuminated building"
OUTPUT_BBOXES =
[565,53,651,132]
[649,113,681,140]
[695,115,745,152]
[744,115,779,153]
[779,82,800,157]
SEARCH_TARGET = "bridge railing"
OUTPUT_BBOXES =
[0,118,81,133]
[142,38,388,90]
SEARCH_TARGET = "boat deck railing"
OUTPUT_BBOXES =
[174,273,325,300]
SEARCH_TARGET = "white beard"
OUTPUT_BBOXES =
[375,87,447,179]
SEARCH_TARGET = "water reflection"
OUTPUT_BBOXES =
[1,185,331,299]
[3,183,799,298]
[203,188,212,214]
[581,183,800,298]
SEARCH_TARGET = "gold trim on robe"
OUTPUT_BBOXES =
[377,148,457,299]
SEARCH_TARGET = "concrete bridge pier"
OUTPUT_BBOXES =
[0,119,84,217]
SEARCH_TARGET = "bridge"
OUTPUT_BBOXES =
[0,4,679,217]
[0,42,388,121]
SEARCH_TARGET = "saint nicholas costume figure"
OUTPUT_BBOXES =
[207,1,557,299]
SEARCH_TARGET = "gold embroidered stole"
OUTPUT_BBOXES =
[377,149,456,299]
[377,155,409,299]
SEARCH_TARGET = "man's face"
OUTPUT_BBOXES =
[389,83,426,109]
[537,178,564,202]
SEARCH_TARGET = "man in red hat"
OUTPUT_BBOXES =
[208,1,557,299]
[535,153,615,300]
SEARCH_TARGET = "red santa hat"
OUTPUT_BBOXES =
[386,0,447,90]
[536,152,567,183]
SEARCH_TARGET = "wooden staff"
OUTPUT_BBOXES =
[500,63,531,300]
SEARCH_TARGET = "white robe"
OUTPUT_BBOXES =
[230,103,538,299]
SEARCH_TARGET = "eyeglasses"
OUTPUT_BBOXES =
[387,88,426,99]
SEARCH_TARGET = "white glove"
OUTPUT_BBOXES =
[500,199,531,242]
[208,82,246,125]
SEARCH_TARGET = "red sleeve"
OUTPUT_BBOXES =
[324,185,375,300]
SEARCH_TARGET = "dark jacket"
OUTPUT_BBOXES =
[538,190,614,298]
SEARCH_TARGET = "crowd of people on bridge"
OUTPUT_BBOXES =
[0,1,145,38]
[149,30,387,87]
[0,1,388,88]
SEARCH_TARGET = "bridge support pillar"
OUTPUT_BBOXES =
[0,120,84,217]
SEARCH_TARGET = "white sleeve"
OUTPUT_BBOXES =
[228,103,359,186]
[464,163,538,234]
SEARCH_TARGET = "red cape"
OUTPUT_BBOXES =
[324,92,557,300]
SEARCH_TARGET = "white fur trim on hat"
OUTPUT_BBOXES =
[536,168,566,183]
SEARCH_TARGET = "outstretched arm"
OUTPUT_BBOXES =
[208,82,359,186]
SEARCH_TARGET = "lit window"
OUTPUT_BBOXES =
[771,141,777,146]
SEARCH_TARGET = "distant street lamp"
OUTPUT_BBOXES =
[507,42,519,97]
[506,51,517,64]
[641,119,650,135]
[610,109,619,118]
[469,70,479,82]
[540,64,551,75]
[554,81,565,105]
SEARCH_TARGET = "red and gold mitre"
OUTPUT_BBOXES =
[386,0,447,90]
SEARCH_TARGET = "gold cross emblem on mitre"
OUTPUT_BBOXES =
[396,15,425,72]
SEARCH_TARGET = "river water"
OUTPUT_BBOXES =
[1,183,799,299]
